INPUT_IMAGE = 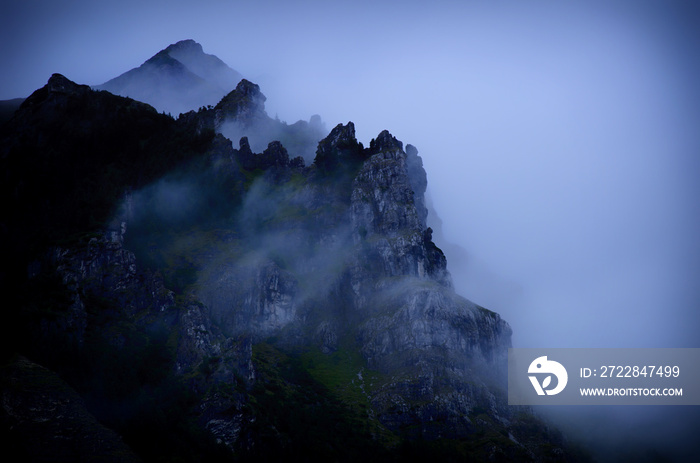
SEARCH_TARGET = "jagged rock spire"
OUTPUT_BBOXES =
[313,121,364,170]
[369,129,403,155]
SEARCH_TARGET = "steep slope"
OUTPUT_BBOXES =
[96,39,242,116]
[1,356,141,462]
[196,122,514,442]
[1,73,584,461]
[164,39,242,92]
[0,97,24,124]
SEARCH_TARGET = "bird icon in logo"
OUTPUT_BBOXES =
[528,356,568,396]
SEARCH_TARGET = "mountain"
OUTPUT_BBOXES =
[0,68,586,460]
[0,98,24,125]
[96,39,243,116]
[98,40,325,162]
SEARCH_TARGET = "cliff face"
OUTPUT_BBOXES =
[1,73,576,461]
[192,118,514,444]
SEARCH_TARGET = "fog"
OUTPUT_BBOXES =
[3,0,699,460]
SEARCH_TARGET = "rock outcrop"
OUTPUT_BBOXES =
[213,79,268,128]
[201,258,299,338]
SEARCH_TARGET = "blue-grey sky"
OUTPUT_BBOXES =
[3,0,700,458]
[3,0,698,346]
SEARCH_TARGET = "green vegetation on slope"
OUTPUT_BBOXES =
[237,341,394,462]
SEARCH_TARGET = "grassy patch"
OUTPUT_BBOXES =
[240,342,395,461]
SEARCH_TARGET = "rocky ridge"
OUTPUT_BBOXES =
[178,77,325,163]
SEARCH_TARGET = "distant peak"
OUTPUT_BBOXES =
[165,39,204,54]
[144,50,185,68]
[96,40,242,115]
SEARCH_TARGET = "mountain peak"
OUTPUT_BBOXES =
[97,40,242,116]
[164,39,204,54]
[47,73,90,95]
[17,74,92,114]
[313,121,363,170]
[233,79,264,99]
[143,50,188,69]
[369,129,403,154]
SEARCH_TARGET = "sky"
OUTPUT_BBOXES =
[3,0,700,459]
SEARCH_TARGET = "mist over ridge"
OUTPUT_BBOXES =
[3,70,564,460]
[2,1,699,460]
